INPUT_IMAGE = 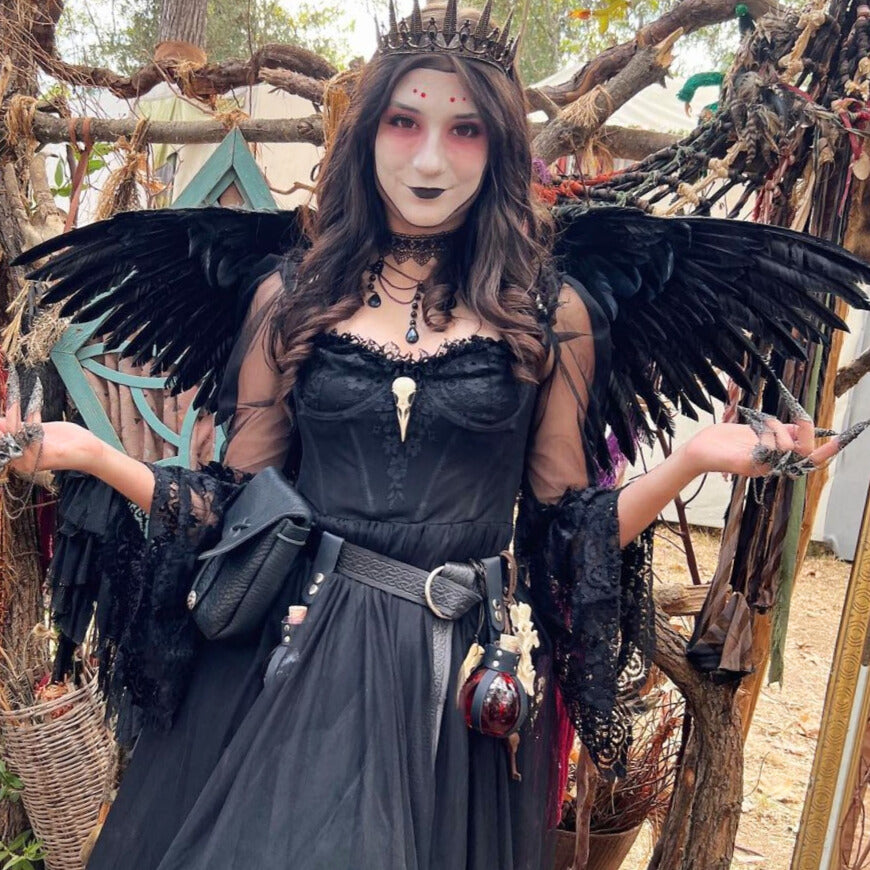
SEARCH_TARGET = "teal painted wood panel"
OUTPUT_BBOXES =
[173,129,277,210]
[50,129,273,467]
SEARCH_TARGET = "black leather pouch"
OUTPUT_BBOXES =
[187,467,312,640]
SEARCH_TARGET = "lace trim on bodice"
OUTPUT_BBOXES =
[318,331,509,368]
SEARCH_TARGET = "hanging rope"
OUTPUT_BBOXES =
[659,141,744,215]
[4,94,38,161]
[322,68,362,154]
[94,117,153,221]
[63,117,95,232]
[779,1,829,79]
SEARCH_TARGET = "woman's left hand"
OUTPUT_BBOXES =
[683,414,845,480]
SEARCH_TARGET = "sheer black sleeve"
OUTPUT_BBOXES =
[516,280,654,778]
[220,270,296,474]
[51,273,295,741]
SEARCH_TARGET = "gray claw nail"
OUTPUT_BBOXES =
[836,419,870,450]
[775,378,813,423]
[5,366,20,412]
[24,377,43,421]
[814,428,837,438]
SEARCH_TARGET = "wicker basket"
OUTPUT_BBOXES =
[0,672,115,870]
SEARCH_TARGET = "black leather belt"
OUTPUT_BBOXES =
[304,531,486,621]
[293,530,511,764]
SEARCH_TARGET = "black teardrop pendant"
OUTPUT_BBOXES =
[366,259,383,307]
[405,286,422,344]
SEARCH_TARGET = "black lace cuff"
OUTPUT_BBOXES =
[50,463,247,741]
[516,486,654,778]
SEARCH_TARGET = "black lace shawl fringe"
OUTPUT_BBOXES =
[516,486,654,779]
[50,464,247,742]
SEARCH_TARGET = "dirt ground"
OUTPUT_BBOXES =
[620,524,852,870]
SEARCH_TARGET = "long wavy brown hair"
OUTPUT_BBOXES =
[271,5,554,393]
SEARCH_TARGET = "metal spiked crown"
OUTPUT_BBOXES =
[378,0,518,77]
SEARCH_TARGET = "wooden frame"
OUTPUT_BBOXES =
[792,479,870,869]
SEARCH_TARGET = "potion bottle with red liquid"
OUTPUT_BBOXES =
[459,634,529,737]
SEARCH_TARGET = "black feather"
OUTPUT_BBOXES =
[554,206,870,468]
[14,207,305,414]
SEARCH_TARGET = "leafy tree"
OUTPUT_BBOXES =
[491,0,803,84]
[57,0,352,74]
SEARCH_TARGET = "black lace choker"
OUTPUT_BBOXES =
[388,230,458,265]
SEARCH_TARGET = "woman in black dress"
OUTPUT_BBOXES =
[0,2,850,868]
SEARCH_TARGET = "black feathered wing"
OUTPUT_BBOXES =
[551,205,870,467]
[13,207,305,419]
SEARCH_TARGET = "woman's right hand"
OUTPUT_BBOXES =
[0,378,102,476]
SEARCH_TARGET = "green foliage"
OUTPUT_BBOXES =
[0,763,43,870]
[55,0,809,93]
[57,0,353,74]
[0,759,22,805]
[0,831,45,870]
[49,142,114,199]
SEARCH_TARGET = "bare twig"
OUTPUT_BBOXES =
[532,30,683,164]
[28,112,324,146]
[836,345,870,396]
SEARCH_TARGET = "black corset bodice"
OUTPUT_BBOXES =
[293,333,537,569]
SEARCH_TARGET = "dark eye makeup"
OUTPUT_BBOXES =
[453,123,482,138]
[387,114,417,129]
[383,114,483,139]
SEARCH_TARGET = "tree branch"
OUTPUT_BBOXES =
[258,68,325,104]
[598,124,682,161]
[651,610,744,870]
[532,30,682,164]
[28,110,675,161]
[28,112,323,145]
[526,87,561,120]
[537,0,779,107]
[34,43,336,101]
[835,345,870,396]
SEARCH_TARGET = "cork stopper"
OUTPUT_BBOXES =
[286,606,308,625]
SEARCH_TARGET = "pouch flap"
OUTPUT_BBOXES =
[197,467,312,560]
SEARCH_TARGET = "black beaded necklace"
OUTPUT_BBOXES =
[366,259,423,343]
[365,231,458,344]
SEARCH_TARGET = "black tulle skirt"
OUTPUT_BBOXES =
[88,538,560,870]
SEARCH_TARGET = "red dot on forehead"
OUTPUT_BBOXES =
[412,88,418,93]
[421,92,426,98]
[450,97,456,102]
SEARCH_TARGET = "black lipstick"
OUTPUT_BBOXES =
[410,187,445,199]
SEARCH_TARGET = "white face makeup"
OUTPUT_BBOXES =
[374,68,489,234]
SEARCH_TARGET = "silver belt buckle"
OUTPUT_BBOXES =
[424,565,449,619]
